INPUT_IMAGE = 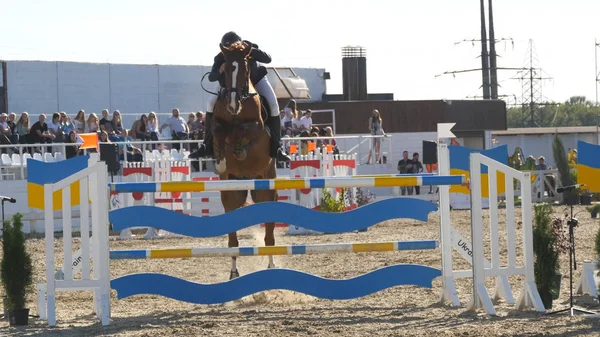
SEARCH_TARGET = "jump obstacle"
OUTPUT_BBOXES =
[114,152,357,238]
[35,143,545,327]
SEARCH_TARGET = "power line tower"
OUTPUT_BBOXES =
[435,0,525,100]
[513,40,553,127]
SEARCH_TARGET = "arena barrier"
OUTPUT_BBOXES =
[35,144,545,326]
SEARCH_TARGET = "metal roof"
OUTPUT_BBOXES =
[493,126,599,135]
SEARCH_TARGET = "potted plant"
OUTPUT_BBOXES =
[320,188,346,213]
[580,189,594,206]
[1,213,34,326]
[350,187,375,232]
[588,204,600,219]
[595,223,600,301]
[549,213,570,299]
[354,187,376,207]
[533,203,560,309]
[552,135,578,205]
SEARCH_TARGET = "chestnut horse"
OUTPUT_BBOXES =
[212,41,277,279]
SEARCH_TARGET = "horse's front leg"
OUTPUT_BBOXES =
[265,223,276,269]
[221,189,248,279]
[251,189,278,269]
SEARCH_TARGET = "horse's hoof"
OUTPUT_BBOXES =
[229,270,240,280]
[267,264,276,269]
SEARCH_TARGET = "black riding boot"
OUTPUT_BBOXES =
[189,113,214,159]
[266,115,291,162]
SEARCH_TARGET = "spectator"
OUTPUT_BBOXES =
[85,113,99,133]
[99,109,112,133]
[286,101,301,134]
[16,112,30,151]
[367,109,385,164]
[280,110,286,130]
[299,130,310,155]
[0,113,15,142]
[73,110,86,133]
[0,113,13,151]
[99,130,109,143]
[146,112,160,147]
[106,130,143,162]
[187,112,200,133]
[537,156,547,170]
[111,110,124,134]
[132,114,150,141]
[60,111,75,135]
[7,113,18,144]
[283,100,296,128]
[47,112,66,142]
[397,151,414,195]
[29,114,55,152]
[196,112,205,139]
[321,126,338,154]
[299,109,313,132]
[65,130,82,159]
[412,152,423,195]
[160,108,189,150]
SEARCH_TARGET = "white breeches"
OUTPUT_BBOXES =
[206,77,279,117]
[207,95,217,114]
[254,77,280,117]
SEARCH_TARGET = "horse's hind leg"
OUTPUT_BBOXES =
[251,189,278,269]
[221,189,248,279]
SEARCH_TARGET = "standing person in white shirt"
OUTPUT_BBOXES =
[160,108,189,150]
[147,112,159,149]
[299,109,313,131]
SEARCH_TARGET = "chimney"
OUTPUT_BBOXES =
[342,46,367,101]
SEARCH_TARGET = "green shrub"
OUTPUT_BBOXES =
[320,188,346,213]
[533,204,559,308]
[1,213,34,310]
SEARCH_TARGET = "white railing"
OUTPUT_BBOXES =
[1,134,394,178]
[281,134,392,164]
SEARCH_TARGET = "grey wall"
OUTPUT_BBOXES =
[5,61,326,123]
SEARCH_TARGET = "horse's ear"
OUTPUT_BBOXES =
[220,44,228,55]
[243,42,252,57]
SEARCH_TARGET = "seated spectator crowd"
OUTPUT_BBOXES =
[0,109,207,162]
[1,101,337,168]
[278,100,338,159]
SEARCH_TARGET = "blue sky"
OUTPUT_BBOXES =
[2,0,600,104]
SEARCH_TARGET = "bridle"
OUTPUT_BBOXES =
[221,45,258,114]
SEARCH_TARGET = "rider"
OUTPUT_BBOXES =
[190,31,291,162]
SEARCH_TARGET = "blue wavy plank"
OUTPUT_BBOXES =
[111,264,442,304]
[109,198,437,237]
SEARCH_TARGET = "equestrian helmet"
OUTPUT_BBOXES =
[221,31,242,47]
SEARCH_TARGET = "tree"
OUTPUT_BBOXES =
[507,96,600,128]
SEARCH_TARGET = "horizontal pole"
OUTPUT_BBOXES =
[109,175,465,193]
[109,240,439,259]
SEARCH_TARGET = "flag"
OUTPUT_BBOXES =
[449,145,508,197]
[577,141,600,192]
[78,133,99,151]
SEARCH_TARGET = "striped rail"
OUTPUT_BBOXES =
[109,240,439,259]
[109,175,466,193]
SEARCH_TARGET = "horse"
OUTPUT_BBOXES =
[211,41,277,279]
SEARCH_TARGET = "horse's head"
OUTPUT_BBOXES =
[220,42,252,115]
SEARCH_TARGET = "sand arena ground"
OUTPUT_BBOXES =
[2,205,600,336]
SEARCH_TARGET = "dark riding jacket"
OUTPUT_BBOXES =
[208,41,271,88]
